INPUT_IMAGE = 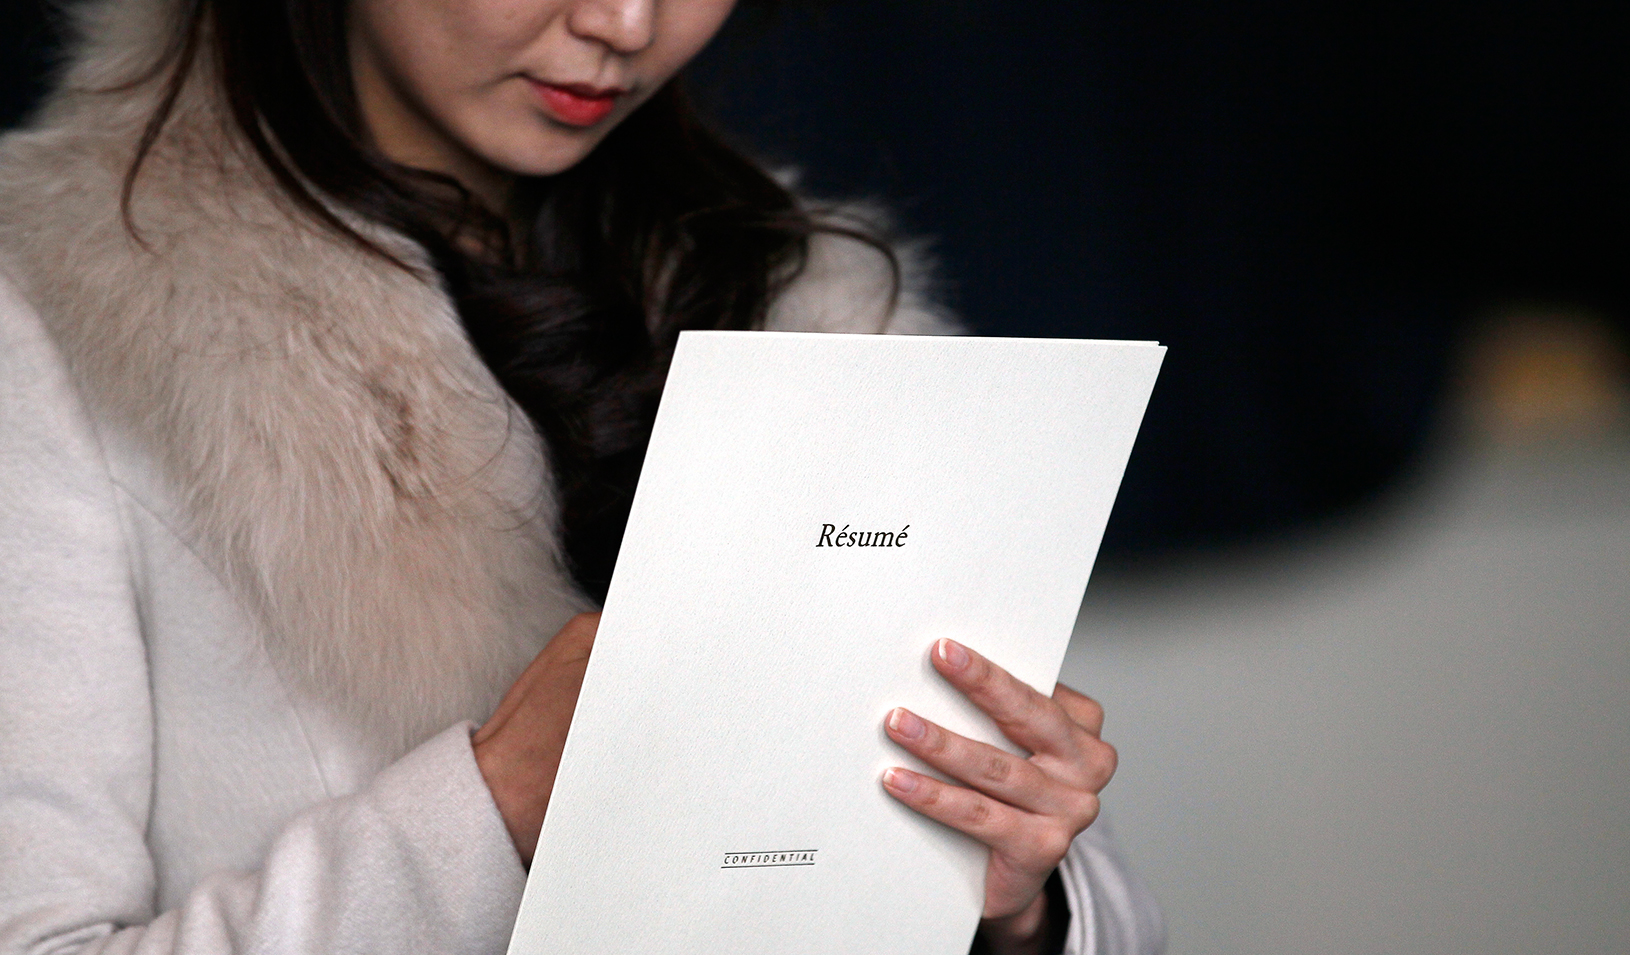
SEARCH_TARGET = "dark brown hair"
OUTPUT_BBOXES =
[126,0,895,601]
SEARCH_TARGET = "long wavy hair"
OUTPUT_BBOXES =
[122,0,895,601]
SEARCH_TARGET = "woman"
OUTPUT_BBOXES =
[0,0,1163,952]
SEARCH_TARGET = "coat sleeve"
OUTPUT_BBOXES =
[763,231,1166,955]
[1058,818,1167,955]
[0,279,526,955]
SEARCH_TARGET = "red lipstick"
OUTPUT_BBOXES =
[530,81,624,127]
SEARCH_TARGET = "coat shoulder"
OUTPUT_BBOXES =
[765,202,964,337]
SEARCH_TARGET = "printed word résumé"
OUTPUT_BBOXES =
[816,524,909,548]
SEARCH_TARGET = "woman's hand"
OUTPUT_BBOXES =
[472,611,599,865]
[883,639,1117,955]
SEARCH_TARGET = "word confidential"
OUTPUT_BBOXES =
[721,850,818,869]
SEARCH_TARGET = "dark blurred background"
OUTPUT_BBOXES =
[8,0,1624,566]
[685,0,1629,566]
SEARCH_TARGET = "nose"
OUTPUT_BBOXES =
[566,0,656,55]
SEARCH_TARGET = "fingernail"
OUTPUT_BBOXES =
[888,707,927,740]
[883,768,919,793]
[937,638,970,670]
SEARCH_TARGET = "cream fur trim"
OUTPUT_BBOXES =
[0,0,585,751]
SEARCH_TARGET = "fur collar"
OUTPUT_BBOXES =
[0,0,953,751]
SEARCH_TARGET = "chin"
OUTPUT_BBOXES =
[482,128,606,179]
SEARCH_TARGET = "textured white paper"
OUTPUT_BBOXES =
[507,332,1164,955]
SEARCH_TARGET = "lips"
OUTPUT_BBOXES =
[530,81,624,127]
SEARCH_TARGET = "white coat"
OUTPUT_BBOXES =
[0,1,1164,952]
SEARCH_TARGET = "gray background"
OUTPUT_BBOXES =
[1063,428,1630,954]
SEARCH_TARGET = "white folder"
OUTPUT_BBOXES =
[507,331,1164,955]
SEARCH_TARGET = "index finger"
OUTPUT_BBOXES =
[931,639,1077,757]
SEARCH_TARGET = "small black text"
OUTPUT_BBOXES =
[722,850,818,869]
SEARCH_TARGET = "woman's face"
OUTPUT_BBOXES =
[349,0,738,202]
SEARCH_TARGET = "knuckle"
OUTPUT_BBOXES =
[1058,693,1102,730]
[1068,790,1102,830]
[966,652,995,690]
[1095,739,1119,782]
[921,725,950,757]
[915,780,942,809]
[1023,824,1075,866]
[969,648,992,677]
[1016,688,1045,721]
[1053,684,1104,728]
[975,660,1015,703]
[979,752,1014,787]
[962,796,994,829]
[1037,827,1074,865]
[997,687,1044,730]
[1049,824,1075,860]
